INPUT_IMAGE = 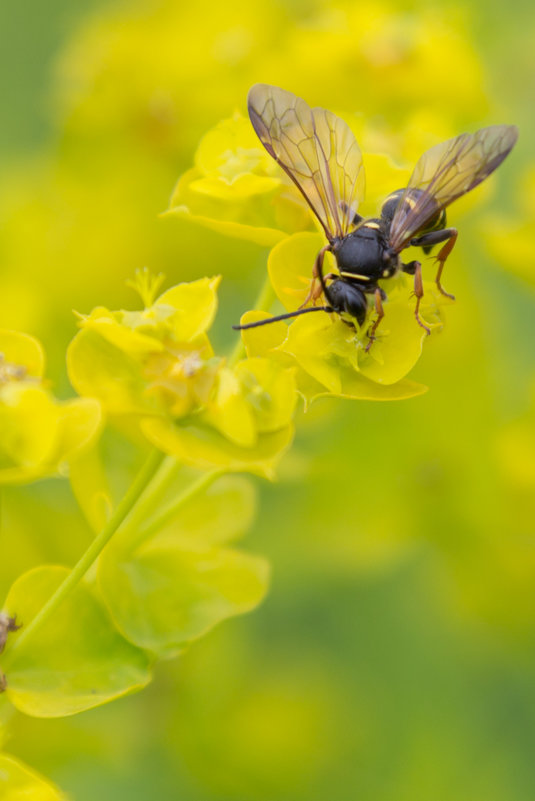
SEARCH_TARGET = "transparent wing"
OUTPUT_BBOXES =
[247,84,365,240]
[389,125,518,252]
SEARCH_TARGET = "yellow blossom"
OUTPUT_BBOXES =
[0,331,101,485]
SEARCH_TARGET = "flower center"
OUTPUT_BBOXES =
[0,353,27,384]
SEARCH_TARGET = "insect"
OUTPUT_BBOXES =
[233,84,518,350]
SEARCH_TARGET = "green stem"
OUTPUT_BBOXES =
[4,448,164,664]
[228,276,275,366]
[118,455,181,538]
[4,275,275,666]
[130,468,223,551]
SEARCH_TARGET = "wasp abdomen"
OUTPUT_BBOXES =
[381,188,446,237]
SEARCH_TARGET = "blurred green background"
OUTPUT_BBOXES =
[1,0,535,799]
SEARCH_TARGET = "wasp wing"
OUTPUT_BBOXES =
[389,125,518,252]
[247,84,365,240]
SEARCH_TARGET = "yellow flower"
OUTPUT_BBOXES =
[0,331,101,485]
[68,273,222,419]
[238,224,446,405]
[164,113,312,247]
[141,356,297,477]
[201,358,297,448]
[69,273,297,475]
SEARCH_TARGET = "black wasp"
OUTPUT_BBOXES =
[234,84,518,350]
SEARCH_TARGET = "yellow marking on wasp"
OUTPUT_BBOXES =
[340,271,370,281]
[364,222,380,229]
[382,269,391,277]
[405,196,417,209]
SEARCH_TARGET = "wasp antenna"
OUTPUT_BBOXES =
[232,305,333,331]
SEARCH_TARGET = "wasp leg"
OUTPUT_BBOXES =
[412,261,431,335]
[299,244,332,308]
[410,228,458,300]
[299,274,337,308]
[0,674,6,692]
[365,288,385,353]
[401,260,420,276]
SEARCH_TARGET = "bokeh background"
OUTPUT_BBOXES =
[1,0,535,798]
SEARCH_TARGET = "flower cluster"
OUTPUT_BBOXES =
[167,115,454,402]
[68,269,296,476]
[0,273,277,724]
[240,232,445,405]
[164,114,307,247]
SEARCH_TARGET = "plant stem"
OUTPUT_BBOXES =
[118,454,181,539]
[130,468,223,551]
[4,448,165,663]
[5,276,275,665]
[228,276,275,366]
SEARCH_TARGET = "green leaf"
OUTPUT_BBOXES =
[53,398,102,463]
[98,474,264,657]
[116,473,257,552]
[2,566,151,717]
[0,753,65,800]
[161,474,257,546]
[99,538,269,658]
[141,417,294,479]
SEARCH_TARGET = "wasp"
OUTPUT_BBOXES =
[234,84,518,350]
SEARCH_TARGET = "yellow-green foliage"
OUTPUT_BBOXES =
[0,754,64,800]
[0,0,534,799]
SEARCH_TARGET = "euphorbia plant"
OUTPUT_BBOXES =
[0,116,445,798]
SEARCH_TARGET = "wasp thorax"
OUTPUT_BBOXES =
[380,247,399,278]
